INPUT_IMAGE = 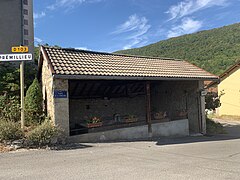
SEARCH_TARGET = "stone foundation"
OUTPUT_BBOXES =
[68,119,189,143]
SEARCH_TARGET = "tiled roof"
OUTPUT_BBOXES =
[41,46,218,80]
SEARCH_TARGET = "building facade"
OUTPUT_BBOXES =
[0,0,34,54]
[217,62,240,116]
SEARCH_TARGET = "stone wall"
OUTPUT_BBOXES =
[41,58,69,135]
[53,79,69,135]
[41,58,54,121]
[69,95,146,128]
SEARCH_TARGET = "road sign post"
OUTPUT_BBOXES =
[18,46,29,128]
[20,61,25,128]
[0,47,32,129]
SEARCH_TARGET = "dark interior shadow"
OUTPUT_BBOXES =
[156,123,240,146]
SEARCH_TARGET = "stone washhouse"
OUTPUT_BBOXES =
[38,46,218,142]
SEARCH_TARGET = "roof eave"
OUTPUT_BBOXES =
[40,46,55,74]
[53,74,219,81]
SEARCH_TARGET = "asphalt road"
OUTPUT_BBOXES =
[1,120,240,180]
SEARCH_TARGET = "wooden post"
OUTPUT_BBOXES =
[146,81,152,138]
[21,0,24,129]
[20,61,25,128]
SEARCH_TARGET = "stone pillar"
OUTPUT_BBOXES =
[53,79,70,136]
[199,81,206,134]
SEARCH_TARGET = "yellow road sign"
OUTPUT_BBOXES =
[11,46,29,53]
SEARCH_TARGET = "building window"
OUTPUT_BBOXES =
[24,40,29,45]
[23,9,28,15]
[23,0,28,5]
[24,19,28,25]
[24,29,28,35]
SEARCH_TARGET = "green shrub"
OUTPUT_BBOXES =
[0,95,20,122]
[25,78,43,125]
[206,118,225,134]
[0,121,24,142]
[27,120,61,146]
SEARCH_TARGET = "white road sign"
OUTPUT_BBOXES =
[0,53,32,62]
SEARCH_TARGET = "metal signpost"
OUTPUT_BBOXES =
[0,47,32,128]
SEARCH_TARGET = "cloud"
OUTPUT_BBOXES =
[113,14,148,34]
[34,0,103,22]
[166,0,228,20]
[167,18,203,38]
[34,37,44,44]
[113,14,151,50]
[75,47,91,51]
[47,0,102,11]
[33,12,46,19]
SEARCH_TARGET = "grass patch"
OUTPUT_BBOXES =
[206,118,225,135]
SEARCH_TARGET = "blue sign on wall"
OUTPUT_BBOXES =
[54,90,68,98]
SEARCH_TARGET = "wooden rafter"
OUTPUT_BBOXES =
[69,80,149,99]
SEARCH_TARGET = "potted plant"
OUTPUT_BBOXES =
[86,116,102,128]
[178,110,188,118]
[153,111,168,120]
[124,115,138,123]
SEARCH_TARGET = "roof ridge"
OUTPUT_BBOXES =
[42,45,183,61]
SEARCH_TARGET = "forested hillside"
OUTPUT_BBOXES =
[116,23,240,75]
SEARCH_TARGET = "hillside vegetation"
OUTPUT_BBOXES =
[116,23,240,75]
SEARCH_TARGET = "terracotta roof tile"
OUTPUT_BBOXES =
[42,46,218,80]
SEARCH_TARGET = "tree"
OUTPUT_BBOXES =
[0,63,20,96]
[205,92,222,111]
[25,78,43,125]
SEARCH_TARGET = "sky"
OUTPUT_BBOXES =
[34,0,240,52]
